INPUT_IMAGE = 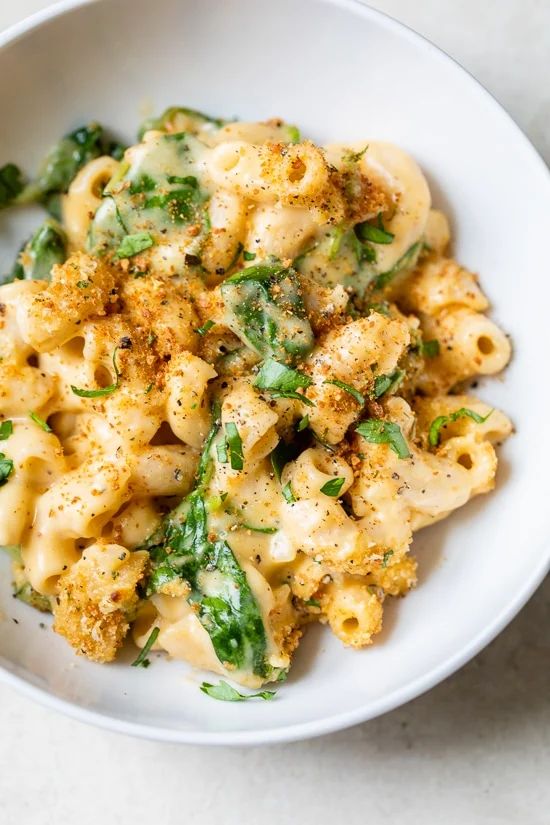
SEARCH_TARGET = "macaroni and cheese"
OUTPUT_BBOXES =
[0,109,512,689]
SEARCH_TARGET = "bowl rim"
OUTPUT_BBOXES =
[0,0,549,746]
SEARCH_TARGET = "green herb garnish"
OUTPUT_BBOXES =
[428,408,493,448]
[196,320,215,336]
[418,339,440,358]
[0,453,14,486]
[216,439,228,464]
[138,106,225,140]
[328,227,345,260]
[131,626,160,668]
[296,415,310,432]
[373,370,404,399]
[286,125,301,144]
[367,301,391,317]
[71,347,121,398]
[254,358,314,405]
[374,241,422,290]
[356,419,411,459]
[115,232,154,259]
[128,174,156,194]
[200,680,276,702]
[0,421,13,440]
[166,174,198,186]
[281,482,296,503]
[144,184,202,224]
[325,379,365,406]
[320,477,345,497]
[29,412,52,432]
[381,549,394,568]
[243,250,256,261]
[225,422,244,471]
[356,214,394,245]
[345,145,368,163]
[241,523,278,534]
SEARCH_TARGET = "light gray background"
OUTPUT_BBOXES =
[0,2,548,823]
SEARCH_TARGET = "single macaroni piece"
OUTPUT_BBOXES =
[303,314,410,443]
[320,576,384,647]
[166,352,217,449]
[0,109,512,689]
[17,253,116,352]
[63,155,121,250]
[402,255,489,315]
[207,140,336,213]
[201,189,247,275]
[417,307,512,394]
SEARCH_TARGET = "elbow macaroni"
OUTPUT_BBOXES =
[0,110,512,685]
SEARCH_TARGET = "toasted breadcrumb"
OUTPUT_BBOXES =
[53,543,147,662]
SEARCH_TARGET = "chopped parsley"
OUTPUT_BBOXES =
[381,549,394,568]
[241,523,278,535]
[224,422,244,471]
[216,439,228,464]
[0,420,13,440]
[374,241,423,290]
[367,301,391,317]
[373,370,404,398]
[200,680,276,702]
[320,477,345,497]
[131,626,160,668]
[325,378,365,406]
[254,358,314,405]
[296,415,310,432]
[286,125,301,144]
[428,408,493,448]
[418,339,440,358]
[128,174,156,194]
[356,214,394,245]
[28,412,52,432]
[115,232,154,259]
[243,250,256,261]
[0,453,14,486]
[328,227,345,260]
[281,482,296,503]
[71,347,121,398]
[195,320,215,336]
[166,174,198,186]
[351,230,377,265]
[344,145,368,163]
[356,419,411,459]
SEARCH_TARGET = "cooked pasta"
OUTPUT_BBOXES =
[0,109,512,691]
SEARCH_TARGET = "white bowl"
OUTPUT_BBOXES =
[0,0,549,746]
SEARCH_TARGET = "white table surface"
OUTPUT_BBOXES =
[0,2,548,823]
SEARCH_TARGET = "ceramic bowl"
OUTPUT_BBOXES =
[0,0,549,745]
